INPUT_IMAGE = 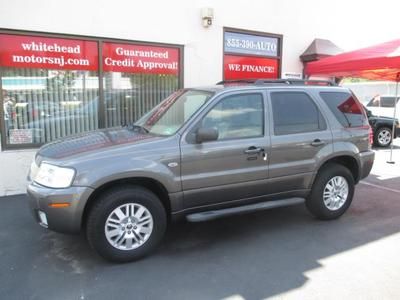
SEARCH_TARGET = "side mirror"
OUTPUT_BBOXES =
[196,127,218,143]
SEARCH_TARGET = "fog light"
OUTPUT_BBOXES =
[38,211,48,227]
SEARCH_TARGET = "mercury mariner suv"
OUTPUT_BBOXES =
[27,79,375,262]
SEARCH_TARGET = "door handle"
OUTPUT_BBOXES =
[244,146,264,154]
[311,139,325,147]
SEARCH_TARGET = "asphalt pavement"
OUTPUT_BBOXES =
[1,141,400,300]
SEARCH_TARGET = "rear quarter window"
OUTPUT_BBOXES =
[319,92,368,128]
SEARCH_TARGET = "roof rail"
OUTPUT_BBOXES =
[216,79,337,86]
[215,79,259,85]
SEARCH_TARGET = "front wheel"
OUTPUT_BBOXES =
[306,163,355,220]
[374,127,392,147]
[86,186,167,262]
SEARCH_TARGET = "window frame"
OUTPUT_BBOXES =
[269,90,327,136]
[0,28,184,150]
[186,91,266,144]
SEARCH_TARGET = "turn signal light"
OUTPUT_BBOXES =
[49,203,70,208]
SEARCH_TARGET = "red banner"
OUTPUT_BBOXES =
[102,42,179,74]
[224,55,278,80]
[0,34,98,71]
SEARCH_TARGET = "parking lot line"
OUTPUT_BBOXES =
[360,180,400,194]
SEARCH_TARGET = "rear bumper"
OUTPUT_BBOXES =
[27,182,94,234]
[358,150,375,181]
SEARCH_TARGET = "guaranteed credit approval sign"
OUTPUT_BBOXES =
[0,34,98,71]
[102,42,179,75]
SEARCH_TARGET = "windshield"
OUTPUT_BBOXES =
[367,95,400,108]
[136,89,214,136]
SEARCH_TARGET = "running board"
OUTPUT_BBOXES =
[186,197,305,222]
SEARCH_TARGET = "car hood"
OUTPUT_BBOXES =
[37,127,161,160]
[370,115,398,122]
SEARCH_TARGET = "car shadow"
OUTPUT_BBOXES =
[1,184,400,300]
[372,144,400,151]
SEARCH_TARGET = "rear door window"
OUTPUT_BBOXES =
[270,92,326,135]
[320,92,368,128]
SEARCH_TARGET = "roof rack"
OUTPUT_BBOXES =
[216,79,337,86]
[215,79,259,85]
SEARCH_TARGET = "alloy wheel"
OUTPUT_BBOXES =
[378,129,391,146]
[105,203,153,251]
[323,176,349,211]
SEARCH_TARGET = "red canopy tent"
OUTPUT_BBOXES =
[304,39,400,81]
[305,39,400,163]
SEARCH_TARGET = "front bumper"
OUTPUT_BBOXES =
[27,182,94,234]
[358,150,375,181]
[395,127,400,138]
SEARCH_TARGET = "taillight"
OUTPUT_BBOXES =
[368,126,374,146]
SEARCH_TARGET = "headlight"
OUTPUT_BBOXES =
[34,163,75,188]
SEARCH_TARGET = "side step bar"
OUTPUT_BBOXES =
[186,197,305,222]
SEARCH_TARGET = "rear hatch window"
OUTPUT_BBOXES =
[319,92,368,128]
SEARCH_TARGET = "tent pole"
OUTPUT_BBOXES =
[387,76,399,164]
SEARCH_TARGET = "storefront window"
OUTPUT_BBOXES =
[2,68,99,144]
[0,34,99,146]
[0,32,182,149]
[102,42,180,127]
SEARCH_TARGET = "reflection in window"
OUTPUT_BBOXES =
[202,93,264,140]
[103,73,179,128]
[136,89,212,136]
[1,68,99,144]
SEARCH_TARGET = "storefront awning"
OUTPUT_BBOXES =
[304,39,400,81]
[300,38,343,63]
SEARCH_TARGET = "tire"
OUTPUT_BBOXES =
[374,127,392,147]
[306,163,355,220]
[86,186,167,263]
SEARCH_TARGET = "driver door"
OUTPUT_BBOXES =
[180,91,270,209]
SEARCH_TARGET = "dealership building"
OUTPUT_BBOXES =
[0,0,399,196]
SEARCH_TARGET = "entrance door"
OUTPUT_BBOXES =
[180,92,270,209]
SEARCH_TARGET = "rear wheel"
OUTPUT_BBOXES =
[86,186,167,262]
[374,127,392,147]
[306,163,355,220]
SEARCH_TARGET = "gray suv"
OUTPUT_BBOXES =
[27,79,375,262]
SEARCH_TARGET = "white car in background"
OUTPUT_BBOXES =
[366,95,400,118]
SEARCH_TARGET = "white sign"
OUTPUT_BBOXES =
[9,129,33,144]
[224,32,279,57]
[282,72,303,79]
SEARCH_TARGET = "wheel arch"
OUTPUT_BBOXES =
[314,155,360,185]
[81,177,171,229]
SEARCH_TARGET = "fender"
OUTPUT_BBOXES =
[73,156,181,193]
[309,141,362,188]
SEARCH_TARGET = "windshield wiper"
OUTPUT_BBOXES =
[122,123,149,134]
